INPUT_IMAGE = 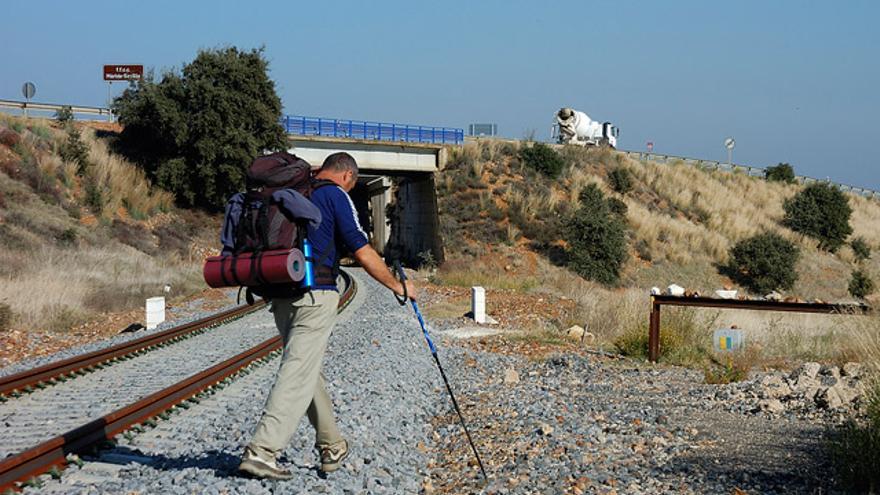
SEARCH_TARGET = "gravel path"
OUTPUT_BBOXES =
[24,270,450,494]
[426,339,837,494]
[0,308,277,458]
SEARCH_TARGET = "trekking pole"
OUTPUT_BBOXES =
[392,261,488,482]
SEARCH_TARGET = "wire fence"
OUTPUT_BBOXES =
[620,151,880,199]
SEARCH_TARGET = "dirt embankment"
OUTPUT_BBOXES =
[0,114,223,367]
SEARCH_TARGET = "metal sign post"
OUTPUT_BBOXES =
[21,82,36,119]
[724,137,736,167]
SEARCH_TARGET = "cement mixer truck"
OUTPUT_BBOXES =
[552,107,619,148]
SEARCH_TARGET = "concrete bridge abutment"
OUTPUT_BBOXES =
[288,136,447,267]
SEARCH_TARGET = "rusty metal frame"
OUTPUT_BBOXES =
[648,295,870,362]
[0,271,356,491]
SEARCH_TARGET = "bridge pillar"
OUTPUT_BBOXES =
[388,173,444,266]
[367,177,392,254]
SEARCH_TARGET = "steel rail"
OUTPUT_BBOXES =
[648,295,871,362]
[0,270,355,492]
[0,302,267,399]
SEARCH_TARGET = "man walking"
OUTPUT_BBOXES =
[239,152,417,480]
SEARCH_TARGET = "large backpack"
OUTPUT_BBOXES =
[235,151,312,254]
[231,152,317,301]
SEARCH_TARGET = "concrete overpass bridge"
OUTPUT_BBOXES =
[284,116,462,266]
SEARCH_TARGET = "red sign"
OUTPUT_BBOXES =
[103,65,144,81]
[646,141,654,152]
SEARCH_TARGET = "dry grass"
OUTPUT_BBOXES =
[437,141,880,359]
[451,142,880,299]
[0,114,211,334]
[0,245,204,332]
[81,130,173,219]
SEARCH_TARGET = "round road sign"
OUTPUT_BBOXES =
[22,82,36,100]
[724,137,736,150]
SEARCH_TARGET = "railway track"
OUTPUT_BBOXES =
[0,302,267,400]
[0,271,356,492]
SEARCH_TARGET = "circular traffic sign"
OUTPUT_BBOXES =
[22,82,36,100]
[724,137,735,150]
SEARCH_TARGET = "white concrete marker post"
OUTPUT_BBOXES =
[146,297,166,330]
[472,286,486,324]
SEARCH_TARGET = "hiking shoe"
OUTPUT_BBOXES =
[319,439,349,473]
[238,446,293,480]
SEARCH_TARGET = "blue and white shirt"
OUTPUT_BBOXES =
[308,184,370,290]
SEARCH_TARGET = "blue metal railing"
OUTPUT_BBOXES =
[281,115,464,145]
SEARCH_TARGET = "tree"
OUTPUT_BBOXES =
[113,47,287,209]
[564,184,628,285]
[727,232,800,294]
[765,162,796,184]
[783,183,852,252]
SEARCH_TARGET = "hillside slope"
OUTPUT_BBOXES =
[0,115,221,363]
[427,139,880,363]
[437,139,880,301]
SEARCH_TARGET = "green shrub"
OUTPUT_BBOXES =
[29,125,52,140]
[59,126,90,173]
[113,47,287,210]
[764,162,796,184]
[703,348,760,384]
[55,105,74,124]
[56,228,77,247]
[607,167,633,194]
[848,269,874,299]
[727,232,800,294]
[518,142,565,178]
[613,308,708,365]
[84,179,105,214]
[703,357,750,384]
[852,236,871,262]
[564,184,628,285]
[783,183,852,252]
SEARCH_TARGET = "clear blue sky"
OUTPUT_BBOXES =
[3,1,878,188]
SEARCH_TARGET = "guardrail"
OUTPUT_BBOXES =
[0,99,112,118]
[282,115,464,145]
[621,150,880,199]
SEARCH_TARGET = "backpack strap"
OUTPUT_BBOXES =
[303,181,346,286]
[256,203,271,250]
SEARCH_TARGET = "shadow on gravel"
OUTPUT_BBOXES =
[98,446,238,475]
[99,446,326,480]
[664,425,834,493]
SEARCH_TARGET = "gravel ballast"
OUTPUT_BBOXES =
[426,340,838,494]
[24,270,449,494]
[13,270,846,494]
[0,292,240,379]
[0,307,278,458]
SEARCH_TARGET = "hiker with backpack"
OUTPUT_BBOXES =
[227,151,417,480]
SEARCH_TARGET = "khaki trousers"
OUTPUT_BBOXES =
[249,290,343,456]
